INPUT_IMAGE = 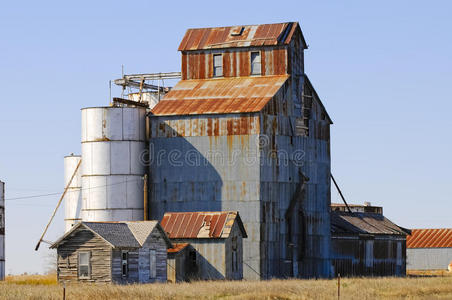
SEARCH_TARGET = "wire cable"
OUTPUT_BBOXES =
[5,178,143,201]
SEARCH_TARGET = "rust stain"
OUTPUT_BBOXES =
[232,52,237,77]
[181,54,187,80]
[239,51,250,76]
[261,50,266,75]
[152,75,289,116]
[223,51,231,77]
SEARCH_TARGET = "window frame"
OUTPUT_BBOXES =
[213,53,223,77]
[250,51,262,75]
[149,249,156,279]
[78,251,91,279]
[121,250,129,278]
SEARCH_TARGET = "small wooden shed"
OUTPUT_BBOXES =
[50,221,172,284]
[161,211,247,281]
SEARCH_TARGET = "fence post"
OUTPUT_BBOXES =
[63,282,66,300]
[337,273,340,300]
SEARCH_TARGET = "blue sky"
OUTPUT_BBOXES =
[1,1,451,274]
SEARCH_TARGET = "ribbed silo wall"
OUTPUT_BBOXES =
[63,155,82,232]
[0,181,4,280]
[148,114,262,280]
[81,107,147,221]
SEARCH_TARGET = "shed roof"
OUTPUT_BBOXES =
[50,221,172,249]
[151,75,288,116]
[178,22,306,51]
[168,243,190,254]
[161,211,247,239]
[331,211,408,236]
[407,229,452,249]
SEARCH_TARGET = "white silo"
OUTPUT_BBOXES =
[0,180,4,280]
[63,155,82,232]
[80,106,147,222]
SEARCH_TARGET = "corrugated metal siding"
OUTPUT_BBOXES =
[178,22,300,51]
[407,248,452,270]
[331,236,406,277]
[182,47,288,80]
[407,229,452,248]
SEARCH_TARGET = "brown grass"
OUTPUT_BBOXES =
[2,275,452,299]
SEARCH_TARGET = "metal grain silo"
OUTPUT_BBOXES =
[63,154,82,232]
[0,180,4,280]
[80,107,147,222]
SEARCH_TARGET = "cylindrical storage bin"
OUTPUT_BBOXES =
[80,107,147,222]
[64,155,82,232]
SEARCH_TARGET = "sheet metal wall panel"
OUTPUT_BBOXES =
[407,248,452,270]
[331,236,406,276]
[182,47,287,80]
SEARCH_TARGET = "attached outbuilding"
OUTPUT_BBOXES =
[330,210,409,277]
[51,221,172,283]
[161,211,247,280]
[407,229,452,271]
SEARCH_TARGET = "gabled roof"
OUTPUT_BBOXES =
[407,229,452,248]
[151,75,289,116]
[161,211,247,239]
[331,211,409,236]
[178,22,306,51]
[50,221,172,249]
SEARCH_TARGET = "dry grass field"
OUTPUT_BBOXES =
[2,274,452,299]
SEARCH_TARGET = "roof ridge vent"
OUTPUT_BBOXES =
[230,26,244,36]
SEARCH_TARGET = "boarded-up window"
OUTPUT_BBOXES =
[150,249,156,278]
[122,251,128,277]
[251,51,261,75]
[213,54,223,77]
[78,251,90,279]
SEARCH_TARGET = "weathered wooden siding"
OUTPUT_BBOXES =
[111,227,167,284]
[225,222,244,280]
[181,47,288,80]
[57,228,112,283]
[331,235,406,277]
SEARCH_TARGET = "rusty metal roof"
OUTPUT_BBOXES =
[407,229,452,248]
[151,75,288,116]
[178,22,305,51]
[161,211,247,239]
[331,211,408,236]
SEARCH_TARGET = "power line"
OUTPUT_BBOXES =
[5,178,143,201]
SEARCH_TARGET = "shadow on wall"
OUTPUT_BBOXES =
[148,120,223,220]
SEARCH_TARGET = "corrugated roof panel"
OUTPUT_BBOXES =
[178,22,301,51]
[161,211,245,239]
[331,212,407,236]
[151,75,289,116]
[407,229,452,248]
